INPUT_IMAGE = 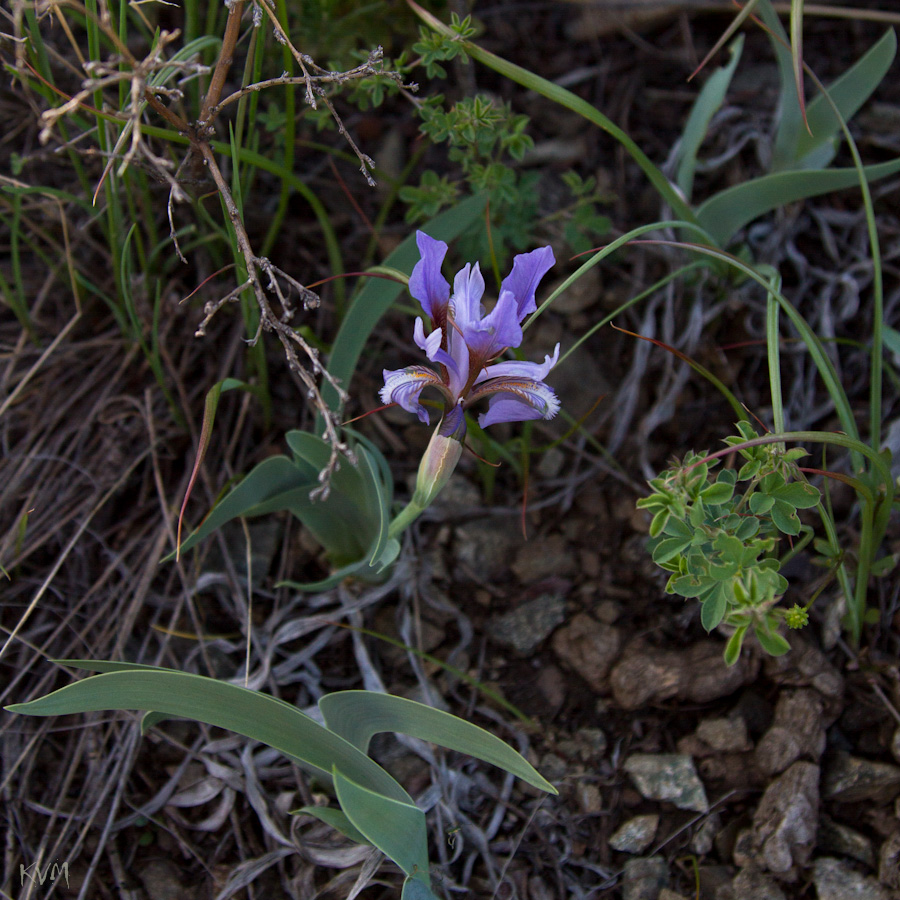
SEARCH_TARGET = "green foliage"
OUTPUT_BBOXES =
[638,423,821,663]
[410,12,477,79]
[177,430,398,589]
[410,1,900,251]
[7,663,556,899]
[400,92,541,253]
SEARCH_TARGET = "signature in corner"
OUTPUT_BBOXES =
[20,860,70,888]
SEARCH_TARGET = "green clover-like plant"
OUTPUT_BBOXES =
[638,424,821,663]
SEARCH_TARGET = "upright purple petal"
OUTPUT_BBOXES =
[450,262,485,331]
[380,366,445,425]
[409,232,450,320]
[413,317,443,359]
[442,321,469,400]
[462,289,523,360]
[500,246,555,320]
[474,343,560,385]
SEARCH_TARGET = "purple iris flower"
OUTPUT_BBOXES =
[380,232,560,436]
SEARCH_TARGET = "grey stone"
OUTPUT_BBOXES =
[823,752,900,803]
[762,637,844,715]
[813,857,890,900]
[716,867,788,900]
[755,689,826,775]
[696,716,753,753]
[609,815,659,853]
[551,613,622,693]
[454,517,519,579]
[138,861,192,900]
[610,641,759,710]
[621,856,669,900]
[818,817,875,868]
[752,761,819,877]
[658,891,690,900]
[690,813,721,856]
[878,831,900,890]
[577,782,603,815]
[892,726,900,765]
[490,593,567,653]
[511,533,578,582]
[624,753,709,812]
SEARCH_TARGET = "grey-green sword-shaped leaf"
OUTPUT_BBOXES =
[6,666,412,805]
[320,691,557,794]
[333,767,431,884]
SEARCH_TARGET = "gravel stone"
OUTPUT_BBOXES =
[752,761,819,877]
[818,817,875,868]
[609,815,659,853]
[716,867,788,900]
[551,612,622,692]
[490,593,567,653]
[755,689,827,775]
[454,517,519,579]
[621,856,669,900]
[813,857,890,900]
[624,753,709,812]
[878,830,900,890]
[511,533,578,582]
[610,641,759,710]
[690,813,721,856]
[823,752,900,803]
[696,716,753,753]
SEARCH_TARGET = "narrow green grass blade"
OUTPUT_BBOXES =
[695,158,900,247]
[408,0,697,227]
[319,691,557,794]
[333,768,430,881]
[764,0,803,172]
[790,0,807,138]
[643,241,860,452]
[765,273,786,436]
[676,36,744,201]
[7,668,412,803]
[319,191,488,420]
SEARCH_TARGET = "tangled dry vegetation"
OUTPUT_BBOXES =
[3,2,900,900]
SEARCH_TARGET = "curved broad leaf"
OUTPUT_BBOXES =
[696,157,900,247]
[333,767,430,882]
[294,806,371,846]
[786,30,897,171]
[172,455,315,557]
[676,35,744,202]
[5,667,412,805]
[319,691,557,794]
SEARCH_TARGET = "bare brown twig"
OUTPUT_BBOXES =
[19,0,405,488]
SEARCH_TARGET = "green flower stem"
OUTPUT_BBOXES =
[388,500,427,541]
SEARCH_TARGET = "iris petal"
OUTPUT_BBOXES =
[409,232,450,320]
[470,376,561,428]
[413,317,443,359]
[464,289,523,359]
[500,245,556,320]
[450,262,485,330]
[474,343,560,384]
[380,366,445,425]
